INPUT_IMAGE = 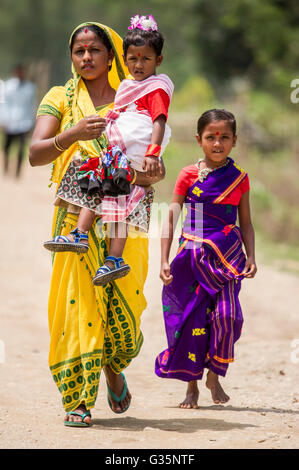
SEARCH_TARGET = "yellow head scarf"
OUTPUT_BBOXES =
[69,21,127,92]
[52,22,128,185]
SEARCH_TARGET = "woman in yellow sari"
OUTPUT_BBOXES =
[29,22,164,426]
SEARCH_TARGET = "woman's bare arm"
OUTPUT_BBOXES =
[29,115,63,166]
[29,114,107,167]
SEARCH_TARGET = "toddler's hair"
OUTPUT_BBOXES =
[197,109,237,137]
[123,28,164,57]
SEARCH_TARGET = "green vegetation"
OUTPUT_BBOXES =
[0,0,298,273]
[1,0,298,96]
[159,67,299,272]
[160,81,299,273]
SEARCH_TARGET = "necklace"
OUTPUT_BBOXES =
[196,158,229,183]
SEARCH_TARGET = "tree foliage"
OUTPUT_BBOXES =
[0,0,298,98]
[193,0,299,94]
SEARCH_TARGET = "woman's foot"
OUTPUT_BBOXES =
[179,380,199,409]
[104,366,132,413]
[64,403,92,426]
[206,370,230,404]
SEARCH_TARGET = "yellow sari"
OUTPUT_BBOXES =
[37,23,148,412]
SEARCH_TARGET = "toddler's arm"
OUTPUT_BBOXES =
[130,159,165,187]
[142,115,166,177]
[160,193,185,285]
[238,191,257,278]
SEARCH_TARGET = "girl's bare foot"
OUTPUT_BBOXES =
[179,380,199,409]
[64,403,92,425]
[206,370,230,404]
[104,366,132,413]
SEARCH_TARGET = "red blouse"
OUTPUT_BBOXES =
[174,164,250,206]
[135,89,170,122]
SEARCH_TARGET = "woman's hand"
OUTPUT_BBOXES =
[240,256,257,278]
[74,115,107,141]
[29,113,106,167]
[160,261,173,285]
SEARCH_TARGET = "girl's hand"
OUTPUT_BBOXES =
[160,261,173,285]
[241,257,257,278]
[142,156,163,177]
[74,115,106,141]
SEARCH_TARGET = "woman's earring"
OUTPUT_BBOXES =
[108,60,112,71]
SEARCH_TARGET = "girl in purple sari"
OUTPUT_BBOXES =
[155,109,257,408]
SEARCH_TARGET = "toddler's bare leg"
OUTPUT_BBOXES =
[92,221,130,285]
[105,222,127,268]
[64,208,96,244]
[77,208,96,234]
[44,207,96,253]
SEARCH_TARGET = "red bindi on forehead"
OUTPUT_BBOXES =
[84,28,88,33]
[215,131,220,135]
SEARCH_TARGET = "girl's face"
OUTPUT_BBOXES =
[124,44,163,81]
[196,120,237,163]
[71,30,113,81]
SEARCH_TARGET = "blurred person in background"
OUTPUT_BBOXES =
[0,64,36,178]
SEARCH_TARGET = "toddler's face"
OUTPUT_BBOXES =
[124,44,163,81]
[196,120,237,162]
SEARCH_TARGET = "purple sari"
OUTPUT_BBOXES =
[155,158,248,381]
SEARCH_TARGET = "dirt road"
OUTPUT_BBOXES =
[0,161,298,449]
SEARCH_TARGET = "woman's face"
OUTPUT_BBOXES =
[71,29,113,80]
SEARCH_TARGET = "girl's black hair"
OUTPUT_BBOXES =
[197,109,237,137]
[123,28,164,57]
[70,24,112,52]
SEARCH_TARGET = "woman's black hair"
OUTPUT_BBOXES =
[70,24,112,52]
[123,28,164,57]
[197,109,237,137]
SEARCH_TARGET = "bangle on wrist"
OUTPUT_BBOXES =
[53,134,67,152]
[130,168,137,185]
[145,144,161,158]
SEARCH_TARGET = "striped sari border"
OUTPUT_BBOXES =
[182,232,241,277]
[213,171,247,204]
